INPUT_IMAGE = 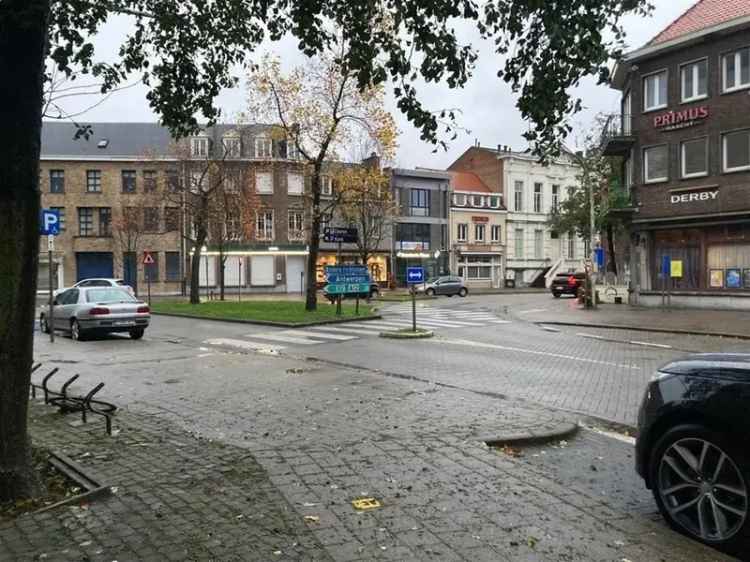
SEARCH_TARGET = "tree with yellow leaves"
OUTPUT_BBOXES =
[245,47,397,310]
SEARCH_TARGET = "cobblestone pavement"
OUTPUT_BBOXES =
[15,323,738,561]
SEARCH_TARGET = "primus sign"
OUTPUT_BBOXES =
[670,190,718,204]
[654,105,709,131]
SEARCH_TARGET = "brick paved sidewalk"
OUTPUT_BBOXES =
[0,402,329,562]
[520,298,750,339]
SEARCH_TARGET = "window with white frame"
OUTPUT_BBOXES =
[514,229,524,257]
[534,229,544,259]
[723,129,750,172]
[222,135,241,158]
[551,185,560,212]
[471,195,482,207]
[255,136,272,158]
[454,194,467,206]
[255,171,273,194]
[513,180,524,212]
[681,59,708,102]
[625,153,633,193]
[681,138,708,178]
[191,136,208,157]
[321,175,333,196]
[287,172,303,195]
[489,195,500,208]
[256,210,274,240]
[722,47,750,93]
[533,183,543,213]
[286,139,300,160]
[644,145,668,183]
[288,211,304,241]
[457,223,468,242]
[643,70,667,111]
[475,223,486,242]
[491,224,501,242]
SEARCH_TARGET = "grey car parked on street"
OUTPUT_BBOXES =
[40,287,150,340]
[416,276,469,297]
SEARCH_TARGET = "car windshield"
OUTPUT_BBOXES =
[116,280,127,285]
[426,278,439,284]
[85,288,136,303]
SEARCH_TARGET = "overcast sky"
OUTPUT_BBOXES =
[50,1,696,169]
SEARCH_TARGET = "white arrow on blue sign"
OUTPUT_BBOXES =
[40,209,61,236]
[406,267,425,284]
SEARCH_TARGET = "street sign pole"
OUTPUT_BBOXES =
[411,285,416,332]
[238,258,242,302]
[48,235,54,343]
[147,269,152,306]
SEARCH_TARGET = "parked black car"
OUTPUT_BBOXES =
[636,354,750,556]
[550,272,585,298]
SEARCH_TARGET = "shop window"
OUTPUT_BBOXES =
[644,145,668,183]
[643,70,667,111]
[722,47,750,93]
[681,138,708,178]
[681,59,708,102]
[457,223,468,242]
[707,243,750,289]
[723,129,750,172]
[466,266,491,279]
[50,170,65,193]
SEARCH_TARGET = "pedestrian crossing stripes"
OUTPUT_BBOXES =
[203,306,512,352]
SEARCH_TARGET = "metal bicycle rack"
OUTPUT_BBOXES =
[30,363,118,435]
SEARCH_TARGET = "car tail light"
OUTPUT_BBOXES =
[89,307,110,315]
[568,276,577,287]
[137,305,150,313]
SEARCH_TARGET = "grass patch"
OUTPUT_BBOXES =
[151,300,376,325]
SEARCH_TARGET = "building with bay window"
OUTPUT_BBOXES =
[449,171,507,288]
[606,0,750,308]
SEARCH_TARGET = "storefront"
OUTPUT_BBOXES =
[394,248,448,285]
[455,252,504,288]
[316,253,389,285]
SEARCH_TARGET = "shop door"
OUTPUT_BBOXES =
[286,256,305,293]
[76,252,113,281]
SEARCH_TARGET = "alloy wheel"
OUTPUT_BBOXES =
[71,320,80,340]
[40,315,48,333]
[658,437,748,542]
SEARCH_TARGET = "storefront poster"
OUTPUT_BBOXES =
[726,268,742,289]
[670,260,683,278]
[709,269,724,288]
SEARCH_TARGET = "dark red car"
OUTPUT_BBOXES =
[550,272,585,298]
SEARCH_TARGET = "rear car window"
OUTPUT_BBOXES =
[86,288,136,303]
[116,280,126,285]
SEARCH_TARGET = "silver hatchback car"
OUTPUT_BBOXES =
[40,287,150,340]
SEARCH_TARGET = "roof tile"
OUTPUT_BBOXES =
[649,0,750,45]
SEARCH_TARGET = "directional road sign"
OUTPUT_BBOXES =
[406,266,425,284]
[326,275,371,284]
[326,283,371,295]
[40,209,61,235]
[323,227,358,244]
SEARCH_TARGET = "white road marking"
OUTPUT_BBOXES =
[415,319,483,327]
[308,325,384,336]
[490,320,512,324]
[204,338,286,352]
[581,424,636,446]
[629,340,673,349]
[518,308,548,314]
[540,326,561,332]
[429,338,640,370]
[248,332,321,345]
[576,332,606,340]
[349,320,414,329]
[284,329,357,341]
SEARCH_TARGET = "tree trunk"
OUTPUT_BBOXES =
[606,222,618,277]
[305,166,322,311]
[0,0,49,502]
[189,232,206,304]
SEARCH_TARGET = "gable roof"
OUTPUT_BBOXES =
[449,171,491,193]
[649,0,750,45]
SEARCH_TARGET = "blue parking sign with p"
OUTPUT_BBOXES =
[40,209,60,235]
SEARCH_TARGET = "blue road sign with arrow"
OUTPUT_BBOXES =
[406,267,425,284]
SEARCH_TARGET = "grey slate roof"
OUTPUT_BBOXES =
[40,121,275,159]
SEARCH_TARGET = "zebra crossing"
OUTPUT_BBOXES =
[203,304,511,353]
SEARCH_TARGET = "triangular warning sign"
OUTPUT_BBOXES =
[142,252,155,265]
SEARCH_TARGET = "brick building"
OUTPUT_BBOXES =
[606,0,750,308]
[39,122,311,295]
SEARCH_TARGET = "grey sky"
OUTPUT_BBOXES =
[50,1,696,169]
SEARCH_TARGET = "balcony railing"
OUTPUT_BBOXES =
[600,113,635,156]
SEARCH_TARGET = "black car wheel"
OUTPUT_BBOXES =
[40,314,49,334]
[458,287,468,297]
[425,288,435,296]
[552,292,561,298]
[650,424,750,554]
[129,328,145,340]
[70,319,86,341]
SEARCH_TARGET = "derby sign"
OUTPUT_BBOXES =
[670,190,718,204]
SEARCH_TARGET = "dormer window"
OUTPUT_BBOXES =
[255,136,272,159]
[222,133,241,158]
[489,196,500,209]
[471,195,482,207]
[191,135,209,158]
[454,194,466,206]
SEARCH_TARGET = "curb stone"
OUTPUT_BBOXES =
[379,329,434,339]
[152,311,382,328]
[480,421,579,447]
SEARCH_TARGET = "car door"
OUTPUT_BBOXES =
[433,278,446,295]
[442,277,459,295]
[56,289,79,330]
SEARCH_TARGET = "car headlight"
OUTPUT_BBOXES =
[650,371,674,383]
